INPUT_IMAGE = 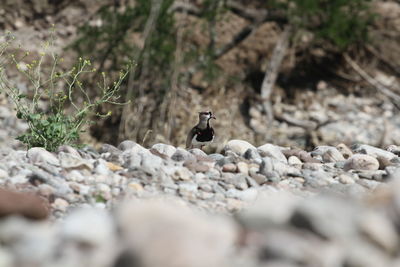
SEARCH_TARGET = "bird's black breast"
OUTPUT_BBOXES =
[195,127,214,142]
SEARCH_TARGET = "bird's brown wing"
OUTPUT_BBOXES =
[186,126,199,149]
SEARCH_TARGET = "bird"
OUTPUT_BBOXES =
[186,111,216,150]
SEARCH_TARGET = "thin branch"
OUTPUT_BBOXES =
[260,26,291,122]
[344,53,400,109]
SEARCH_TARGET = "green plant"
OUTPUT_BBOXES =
[0,31,132,151]
[272,0,375,49]
[71,0,175,91]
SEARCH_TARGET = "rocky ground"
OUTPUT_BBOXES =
[1,98,400,266]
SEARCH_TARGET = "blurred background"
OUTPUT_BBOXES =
[1,0,399,150]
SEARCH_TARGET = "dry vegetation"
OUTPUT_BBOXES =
[0,0,399,150]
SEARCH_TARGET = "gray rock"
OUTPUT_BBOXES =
[288,156,302,166]
[27,147,60,166]
[59,152,94,170]
[171,148,196,162]
[322,148,345,163]
[302,169,335,188]
[189,148,207,157]
[59,208,117,267]
[359,211,399,254]
[344,154,380,171]
[118,140,138,151]
[257,143,288,163]
[230,174,249,190]
[353,144,397,161]
[260,157,301,177]
[223,140,256,156]
[336,143,353,159]
[116,199,236,267]
[152,143,177,157]
[57,145,81,158]
[243,148,261,161]
[208,153,225,162]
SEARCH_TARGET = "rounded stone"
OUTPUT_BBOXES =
[223,140,256,156]
[344,154,379,171]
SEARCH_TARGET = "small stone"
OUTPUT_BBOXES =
[38,183,55,197]
[94,159,110,175]
[344,154,379,171]
[353,144,396,161]
[222,163,237,173]
[338,174,355,184]
[0,168,8,179]
[172,148,196,162]
[288,156,302,166]
[128,182,144,192]
[223,140,256,156]
[27,147,60,166]
[118,140,138,151]
[184,161,210,172]
[59,152,93,170]
[52,198,69,212]
[197,191,214,200]
[199,183,213,192]
[189,148,208,157]
[226,198,244,212]
[57,145,81,158]
[106,162,123,171]
[208,153,225,161]
[231,174,249,190]
[322,148,345,163]
[249,169,267,185]
[151,143,177,157]
[173,167,193,181]
[359,212,399,253]
[336,143,353,159]
[257,143,287,163]
[237,162,249,175]
[243,148,261,161]
[66,170,85,182]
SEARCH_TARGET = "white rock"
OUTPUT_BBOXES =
[60,208,117,267]
[288,156,302,166]
[117,199,237,267]
[59,151,94,170]
[0,168,8,179]
[257,143,287,163]
[344,154,380,171]
[354,144,397,161]
[237,162,249,175]
[152,143,177,157]
[322,148,345,163]
[27,147,60,166]
[52,198,69,212]
[338,174,355,184]
[223,140,256,156]
[66,170,85,182]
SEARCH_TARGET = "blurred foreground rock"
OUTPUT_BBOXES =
[1,139,400,266]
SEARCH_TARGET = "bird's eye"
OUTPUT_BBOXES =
[209,111,212,115]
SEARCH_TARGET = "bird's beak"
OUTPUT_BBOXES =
[212,115,216,120]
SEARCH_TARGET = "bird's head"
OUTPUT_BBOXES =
[198,111,216,122]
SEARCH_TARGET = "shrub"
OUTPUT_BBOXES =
[272,0,375,49]
[0,31,132,151]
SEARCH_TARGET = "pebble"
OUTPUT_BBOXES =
[52,198,69,212]
[222,163,237,173]
[27,147,60,166]
[237,161,249,175]
[223,139,256,156]
[344,154,380,171]
[257,143,288,163]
